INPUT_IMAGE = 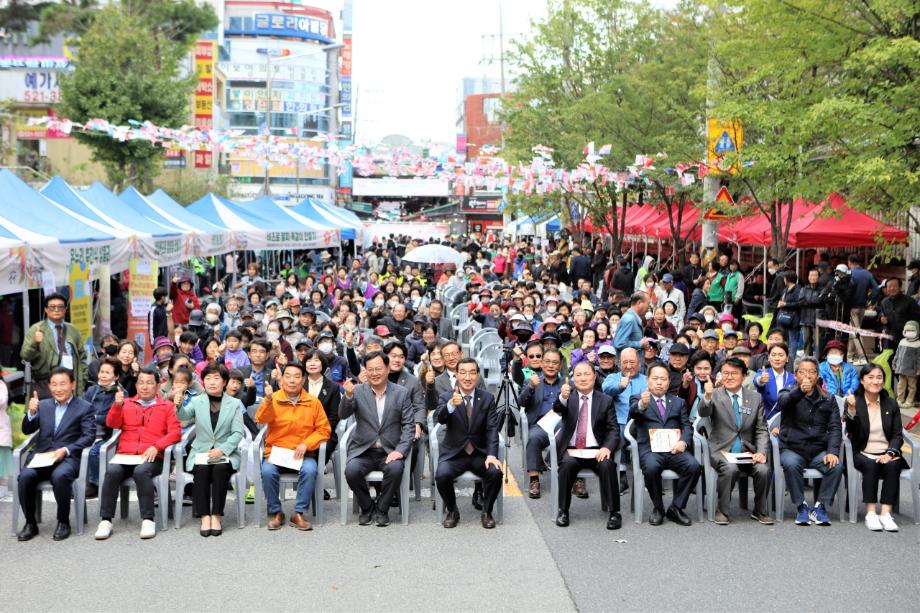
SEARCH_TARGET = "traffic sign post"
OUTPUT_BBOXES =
[707,119,743,174]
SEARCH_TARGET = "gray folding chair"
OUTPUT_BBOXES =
[98,429,173,530]
[768,414,845,522]
[547,425,609,519]
[173,426,249,529]
[844,426,919,524]
[623,419,703,523]
[251,426,327,527]
[429,423,505,523]
[338,422,412,525]
[11,432,90,535]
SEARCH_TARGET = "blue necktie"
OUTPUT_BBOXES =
[731,393,743,453]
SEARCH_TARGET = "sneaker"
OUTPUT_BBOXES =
[810,502,831,526]
[94,520,113,540]
[864,512,883,531]
[139,519,157,539]
[794,502,811,526]
[878,513,898,532]
[245,484,255,504]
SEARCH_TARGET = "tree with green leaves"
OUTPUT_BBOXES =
[56,1,217,190]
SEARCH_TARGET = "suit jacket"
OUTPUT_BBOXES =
[518,377,563,424]
[176,393,246,471]
[551,389,618,459]
[429,370,484,412]
[393,369,426,425]
[434,388,499,461]
[698,385,768,459]
[21,395,95,464]
[338,381,415,462]
[628,393,693,456]
[308,376,341,444]
[844,394,903,457]
[20,320,87,393]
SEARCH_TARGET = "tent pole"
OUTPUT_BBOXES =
[795,249,800,279]
[22,288,32,394]
[762,245,768,312]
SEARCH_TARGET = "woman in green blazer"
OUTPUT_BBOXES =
[175,362,245,537]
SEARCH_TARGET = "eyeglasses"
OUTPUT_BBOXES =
[526,353,543,359]
[46,304,66,311]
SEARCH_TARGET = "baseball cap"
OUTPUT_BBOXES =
[701,329,720,340]
[597,345,616,356]
[835,264,848,274]
[731,345,751,356]
[661,273,674,283]
[374,324,391,337]
[668,343,691,355]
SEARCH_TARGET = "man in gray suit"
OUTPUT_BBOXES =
[339,351,415,527]
[698,357,773,525]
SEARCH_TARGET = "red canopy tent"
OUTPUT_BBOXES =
[580,204,659,234]
[787,193,908,248]
[644,203,703,240]
[717,198,817,246]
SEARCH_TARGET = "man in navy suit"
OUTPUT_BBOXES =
[629,362,701,526]
[553,361,621,530]
[17,367,95,541]
[434,357,503,529]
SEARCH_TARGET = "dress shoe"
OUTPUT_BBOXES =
[619,474,630,495]
[649,508,664,526]
[528,479,541,499]
[289,512,313,531]
[375,511,391,527]
[442,510,460,529]
[472,486,484,510]
[85,483,99,499]
[714,511,730,525]
[390,493,401,508]
[323,489,331,501]
[666,506,692,526]
[606,512,622,530]
[480,512,496,529]
[751,511,774,525]
[358,508,375,526]
[555,510,570,527]
[267,512,285,530]
[210,528,223,537]
[573,478,589,499]
[17,523,39,541]
[199,528,211,537]
[52,522,71,541]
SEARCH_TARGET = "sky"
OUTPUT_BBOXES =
[350,0,677,146]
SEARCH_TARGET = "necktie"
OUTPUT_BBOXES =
[656,398,666,421]
[55,324,65,355]
[464,395,474,454]
[575,395,589,449]
[731,394,743,453]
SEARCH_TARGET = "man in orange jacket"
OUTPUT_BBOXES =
[256,362,331,531]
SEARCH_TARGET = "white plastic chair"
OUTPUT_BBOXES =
[429,423,504,523]
[844,426,919,524]
[767,414,846,522]
[98,429,173,530]
[694,416,759,521]
[251,427,327,527]
[470,329,502,357]
[477,343,504,395]
[338,422,412,525]
[173,426,249,529]
[623,419,703,524]
[11,432,90,535]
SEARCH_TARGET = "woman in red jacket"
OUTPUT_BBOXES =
[94,366,181,540]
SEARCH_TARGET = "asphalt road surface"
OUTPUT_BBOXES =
[1,443,917,612]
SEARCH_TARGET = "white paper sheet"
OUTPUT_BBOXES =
[110,453,145,465]
[649,428,680,453]
[27,452,57,469]
[536,411,561,436]
[268,446,303,471]
[195,453,229,465]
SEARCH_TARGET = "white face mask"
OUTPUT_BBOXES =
[645,281,655,288]
[266,331,280,342]
[721,323,732,333]
[546,305,557,315]
[905,331,919,341]
[704,314,715,323]
[827,354,843,366]
[318,342,334,355]
[374,299,385,307]
[254,313,264,322]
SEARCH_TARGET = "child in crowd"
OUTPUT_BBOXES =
[893,320,920,407]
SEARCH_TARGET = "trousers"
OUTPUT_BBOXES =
[557,453,619,514]
[193,463,236,516]
[435,451,502,513]
[17,459,79,524]
[639,451,701,512]
[711,455,771,516]
[345,447,405,514]
[99,460,163,521]
[852,453,904,506]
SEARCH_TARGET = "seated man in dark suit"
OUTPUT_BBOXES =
[339,351,415,527]
[517,347,564,499]
[629,362,701,526]
[17,367,95,541]
[553,361,621,530]
[434,358,503,529]
[698,357,773,525]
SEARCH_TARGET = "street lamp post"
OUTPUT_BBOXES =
[257,43,344,197]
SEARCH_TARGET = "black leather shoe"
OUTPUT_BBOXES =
[573,478,589,499]
[666,506,692,526]
[480,512,496,529]
[52,522,71,541]
[606,512,622,530]
[472,486,484,511]
[442,510,460,529]
[17,523,39,541]
[209,528,222,537]
[619,475,630,495]
[323,489,331,501]
[358,508,374,526]
[555,510,570,527]
[390,493,400,508]
[199,528,211,537]
[375,511,391,527]
[85,483,99,499]
[649,508,664,526]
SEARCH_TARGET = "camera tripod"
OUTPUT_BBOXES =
[494,369,522,485]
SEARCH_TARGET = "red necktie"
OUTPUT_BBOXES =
[575,395,589,449]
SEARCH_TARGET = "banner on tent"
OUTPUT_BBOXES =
[68,262,93,360]
[128,258,158,364]
[365,222,449,244]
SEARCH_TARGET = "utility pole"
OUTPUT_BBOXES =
[263,53,273,196]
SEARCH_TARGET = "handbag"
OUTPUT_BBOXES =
[776,311,794,327]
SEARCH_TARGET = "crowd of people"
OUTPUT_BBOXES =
[6,232,918,541]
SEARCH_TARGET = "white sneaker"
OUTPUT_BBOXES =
[139,519,157,539]
[864,512,882,531]
[878,514,898,532]
[94,520,113,540]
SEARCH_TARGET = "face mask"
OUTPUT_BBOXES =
[524,314,533,321]
[104,344,118,356]
[471,295,479,303]
[559,332,572,343]
[267,331,280,342]
[206,314,219,324]
[254,313,264,322]
[388,301,398,309]
[318,342,334,355]
[906,331,919,340]
[546,306,557,315]
[768,268,777,275]
[374,299,385,307]
[645,281,654,288]
[721,324,732,333]
[827,354,843,366]
[704,314,715,323]
[515,333,531,342]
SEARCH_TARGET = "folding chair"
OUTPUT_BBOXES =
[844,426,919,524]
[98,429,173,530]
[338,422,412,525]
[429,423,504,523]
[251,427,327,527]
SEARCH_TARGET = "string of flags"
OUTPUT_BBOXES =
[28,116,744,196]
